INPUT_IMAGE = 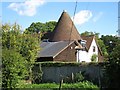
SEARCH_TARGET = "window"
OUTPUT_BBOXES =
[80,40,86,47]
[93,46,95,52]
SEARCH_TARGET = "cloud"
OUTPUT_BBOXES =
[8,0,45,16]
[93,12,103,22]
[72,10,92,25]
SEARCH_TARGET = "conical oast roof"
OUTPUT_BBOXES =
[49,11,81,42]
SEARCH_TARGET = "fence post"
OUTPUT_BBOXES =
[59,79,63,90]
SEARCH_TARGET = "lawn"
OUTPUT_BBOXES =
[18,81,99,89]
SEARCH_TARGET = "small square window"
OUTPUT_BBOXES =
[93,46,95,52]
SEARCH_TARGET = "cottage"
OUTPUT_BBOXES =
[37,10,103,62]
[77,36,103,62]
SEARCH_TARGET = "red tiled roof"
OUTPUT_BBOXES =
[81,35,94,50]
[81,35,103,56]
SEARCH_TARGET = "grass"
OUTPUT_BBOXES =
[18,81,99,89]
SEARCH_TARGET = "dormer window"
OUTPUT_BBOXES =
[80,40,87,47]
[93,46,95,52]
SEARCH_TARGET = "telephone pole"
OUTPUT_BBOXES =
[118,1,120,38]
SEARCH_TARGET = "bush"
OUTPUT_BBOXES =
[32,64,43,84]
[74,71,84,82]
[2,49,27,88]
[91,54,98,62]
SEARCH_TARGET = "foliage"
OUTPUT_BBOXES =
[25,22,44,34]
[97,38,108,58]
[24,21,57,39]
[19,33,40,81]
[62,81,99,89]
[45,21,57,31]
[2,23,40,88]
[105,44,120,88]
[101,35,120,88]
[2,23,21,49]
[19,81,99,89]
[74,71,84,82]
[19,83,59,88]
[81,31,97,36]
[91,54,98,62]
[101,35,120,55]
[32,64,43,84]
[2,49,27,88]
[109,44,120,63]
[36,62,105,67]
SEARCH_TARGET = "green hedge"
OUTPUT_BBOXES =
[35,61,106,67]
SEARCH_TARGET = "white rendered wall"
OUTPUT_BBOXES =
[78,50,88,62]
[77,38,98,62]
[88,38,98,62]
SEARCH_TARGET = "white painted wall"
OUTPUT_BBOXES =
[78,50,89,62]
[77,38,98,62]
[88,38,98,62]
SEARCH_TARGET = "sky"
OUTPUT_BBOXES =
[1,0,119,36]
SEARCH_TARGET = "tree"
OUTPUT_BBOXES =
[25,22,45,34]
[2,49,27,88]
[45,21,57,32]
[81,31,94,36]
[2,23,40,88]
[24,21,57,40]
[2,23,21,50]
[101,35,120,55]
[97,38,108,58]
[19,33,40,81]
[105,44,120,88]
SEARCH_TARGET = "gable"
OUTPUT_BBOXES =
[81,36,94,51]
[88,38,98,53]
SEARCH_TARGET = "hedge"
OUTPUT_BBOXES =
[35,61,107,67]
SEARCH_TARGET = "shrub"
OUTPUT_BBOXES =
[32,64,43,84]
[74,71,84,82]
[2,49,27,88]
[91,54,98,62]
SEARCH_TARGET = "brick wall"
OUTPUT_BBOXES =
[54,42,77,62]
